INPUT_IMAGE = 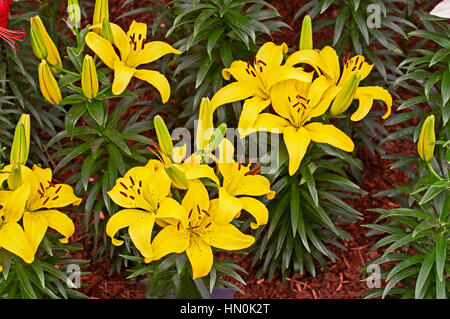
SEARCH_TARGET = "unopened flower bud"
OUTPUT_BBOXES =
[154,115,173,157]
[30,15,62,70]
[82,55,99,100]
[7,164,22,190]
[418,115,435,162]
[207,123,227,151]
[101,18,114,43]
[10,114,30,165]
[196,97,214,151]
[38,59,62,104]
[299,15,313,50]
[93,0,109,36]
[67,0,81,28]
[330,74,360,116]
[30,26,47,60]
[164,164,189,190]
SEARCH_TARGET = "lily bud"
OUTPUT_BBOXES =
[30,16,62,70]
[82,55,99,100]
[30,26,47,60]
[208,123,227,151]
[101,18,114,43]
[10,114,30,165]
[417,115,436,162]
[7,164,22,190]
[9,119,30,165]
[196,97,214,151]
[67,0,81,28]
[330,74,360,116]
[38,60,62,104]
[164,164,189,190]
[154,115,173,157]
[93,0,109,36]
[299,15,313,50]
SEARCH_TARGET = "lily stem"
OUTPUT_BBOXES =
[427,161,443,181]
[46,60,80,77]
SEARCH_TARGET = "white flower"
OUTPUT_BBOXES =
[430,0,450,18]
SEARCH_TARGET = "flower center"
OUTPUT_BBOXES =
[125,32,146,67]
[288,95,311,128]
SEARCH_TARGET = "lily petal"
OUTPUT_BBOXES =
[108,166,156,212]
[22,211,48,254]
[129,213,156,259]
[186,234,213,279]
[283,126,311,176]
[216,187,243,224]
[198,223,255,250]
[85,31,120,69]
[4,182,30,224]
[184,164,220,186]
[0,222,34,264]
[353,86,392,120]
[285,49,334,79]
[233,175,275,199]
[210,81,261,112]
[33,209,75,244]
[256,42,288,68]
[106,208,147,246]
[151,225,190,261]
[238,97,271,133]
[253,113,290,135]
[156,197,188,228]
[110,23,130,61]
[134,69,171,103]
[305,122,354,152]
[112,60,136,95]
[138,41,182,66]
[238,196,269,229]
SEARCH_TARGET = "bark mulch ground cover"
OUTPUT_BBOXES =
[49,0,421,299]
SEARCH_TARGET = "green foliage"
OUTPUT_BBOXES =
[0,1,66,167]
[250,139,366,280]
[0,236,88,299]
[390,11,450,162]
[121,248,248,298]
[167,0,290,119]
[295,0,417,81]
[364,171,449,299]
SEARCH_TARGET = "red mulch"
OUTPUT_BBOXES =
[22,0,424,298]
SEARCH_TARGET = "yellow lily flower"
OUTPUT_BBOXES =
[250,78,354,176]
[0,165,81,254]
[210,42,313,132]
[85,20,181,100]
[151,180,255,279]
[285,46,392,121]
[216,159,275,229]
[106,164,187,261]
[0,183,34,263]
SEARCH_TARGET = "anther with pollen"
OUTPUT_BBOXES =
[120,191,128,197]
[42,197,50,205]
[129,176,135,186]
[245,163,261,176]
[52,196,59,201]
[120,182,128,190]
[205,223,212,228]
[202,209,210,217]
[188,209,193,219]
[55,185,62,194]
